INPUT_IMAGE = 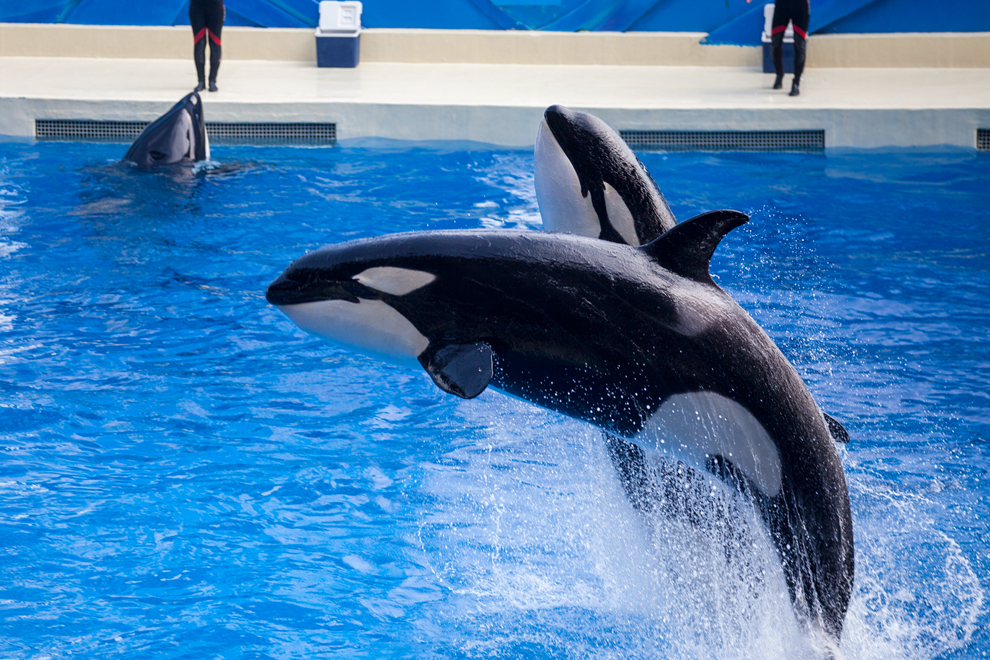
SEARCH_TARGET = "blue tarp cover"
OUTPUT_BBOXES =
[1,0,985,43]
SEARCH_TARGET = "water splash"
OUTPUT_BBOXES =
[407,394,985,660]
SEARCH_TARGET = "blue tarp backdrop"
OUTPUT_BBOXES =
[0,0,986,44]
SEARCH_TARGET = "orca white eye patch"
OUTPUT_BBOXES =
[352,267,436,296]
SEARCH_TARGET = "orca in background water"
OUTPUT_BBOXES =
[535,104,677,245]
[124,92,209,169]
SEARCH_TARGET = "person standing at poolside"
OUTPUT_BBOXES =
[190,0,225,92]
[749,0,809,96]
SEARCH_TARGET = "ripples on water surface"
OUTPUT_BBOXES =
[0,142,987,659]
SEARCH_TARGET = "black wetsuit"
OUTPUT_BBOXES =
[190,0,225,85]
[771,0,809,83]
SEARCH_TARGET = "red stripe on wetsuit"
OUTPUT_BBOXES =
[771,24,807,38]
[194,28,221,45]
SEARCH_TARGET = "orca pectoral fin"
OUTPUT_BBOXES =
[420,342,494,399]
[824,413,850,444]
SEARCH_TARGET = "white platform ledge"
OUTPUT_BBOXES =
[1,58,988,149]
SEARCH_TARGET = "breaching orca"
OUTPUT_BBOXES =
[266,213,855,643]
[124,92,209,169]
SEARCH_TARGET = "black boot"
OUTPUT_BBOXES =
[789,79,800,96]
[208,42,221,94]
[193,38,206,90]
[770,31,785,90]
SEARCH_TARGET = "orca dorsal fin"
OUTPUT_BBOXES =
[641,210,749,283]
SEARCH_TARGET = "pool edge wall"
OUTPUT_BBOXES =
[4,98,988,150]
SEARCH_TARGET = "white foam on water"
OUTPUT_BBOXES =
[408,397,986,660]
[838,465,986,660]
[411,398,809,659]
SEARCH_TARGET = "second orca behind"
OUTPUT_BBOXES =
[534,104,677,246]
[124,91,209,169]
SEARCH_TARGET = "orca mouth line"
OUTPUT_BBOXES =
[266,274,360,306]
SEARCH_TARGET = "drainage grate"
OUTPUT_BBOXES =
[978,129,989,151]
[35,119,336,145]
[620,129,825,153]
[36,119,148,142]
[205,122,336,145]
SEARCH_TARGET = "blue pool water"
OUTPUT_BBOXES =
[0,141,988,659]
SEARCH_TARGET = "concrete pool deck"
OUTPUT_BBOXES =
[1,27,988,149]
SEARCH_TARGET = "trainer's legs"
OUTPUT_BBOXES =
[190,1,207,87]
[771,31,784,86]
[793,33,807,82]
[791,1,810,83]
[208,31,222,84]
[206,0,225,88]
[770,3,790,87]
[790,0,809,95]
[194,37,207,85]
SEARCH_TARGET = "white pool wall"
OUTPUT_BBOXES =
[1,25,988,149]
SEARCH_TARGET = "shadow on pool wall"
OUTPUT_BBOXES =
[0,141,987,659]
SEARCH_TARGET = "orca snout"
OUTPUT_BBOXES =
[265,270,297,305]
[266,264,355,306]
[543,104,570,124]
[266,243,362,307]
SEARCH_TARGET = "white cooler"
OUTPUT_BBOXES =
[316,1,362,68]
